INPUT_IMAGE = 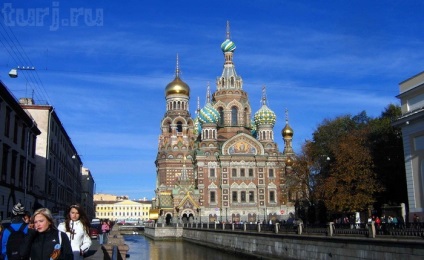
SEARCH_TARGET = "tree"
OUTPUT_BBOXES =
[368,104,407,206]
[315,127,383,213]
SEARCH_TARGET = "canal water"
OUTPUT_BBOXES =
[123,234,252,260]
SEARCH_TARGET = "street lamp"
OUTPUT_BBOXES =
[8,66,35,78]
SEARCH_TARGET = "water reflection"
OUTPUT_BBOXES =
[124,235,249,260]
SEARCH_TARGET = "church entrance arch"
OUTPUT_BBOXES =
[181,209,195,223]
[165,213,172,225]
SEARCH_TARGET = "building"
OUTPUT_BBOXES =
[154,23,304,224]
[393,71,424,221]
[0,81,41,219]
[94,193,152,221]
[81,167,95,220]
[20,98,85,214]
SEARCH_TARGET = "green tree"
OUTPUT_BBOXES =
[368,104,406,206]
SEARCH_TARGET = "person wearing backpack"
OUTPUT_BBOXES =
[20,208,73,260]
[0,203,29,260]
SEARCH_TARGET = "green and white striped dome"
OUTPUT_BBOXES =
[199,103,220,124]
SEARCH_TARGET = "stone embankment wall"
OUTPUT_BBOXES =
[144,226,183,240]
[183,229,424,259]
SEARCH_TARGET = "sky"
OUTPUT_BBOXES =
[0,1,423,201]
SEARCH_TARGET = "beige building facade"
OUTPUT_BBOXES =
[20,99,84,214]
[394,71,424,221]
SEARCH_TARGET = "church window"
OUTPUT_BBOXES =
[210,168,215,178]
[244,108,248,126]
[232,168,237,177]
[232,191,238,202]
[248,168,254,177]
[249,191,254,202]
[270,191,275,202]
[269,169,274,178]
[218,107,224,126]
[231,106,238,126]
[240,168,245,177]
[210,191,216,203]
[241,191,246,202]
[176,121,183,132]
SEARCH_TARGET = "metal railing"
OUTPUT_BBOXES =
[151,221,424,239]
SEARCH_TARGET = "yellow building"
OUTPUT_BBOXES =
[94,193,152,221]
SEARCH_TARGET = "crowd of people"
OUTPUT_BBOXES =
[0,202,96,260]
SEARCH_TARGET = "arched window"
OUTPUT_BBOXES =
[218,107,224,126]
[231,106,238,126]
[176,121,183,133]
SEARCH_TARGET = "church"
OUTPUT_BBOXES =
[153,23,304,224]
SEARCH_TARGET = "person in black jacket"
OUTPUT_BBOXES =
[21,208,73,260]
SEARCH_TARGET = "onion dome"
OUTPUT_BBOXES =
[221,39,236,53]
[165,76,190,96]
[281,109,293,138]
[254,104,276,126]
[285,157,294,167]
[165,54,190,97]
[282,124,294,138]
[199,103,220,124]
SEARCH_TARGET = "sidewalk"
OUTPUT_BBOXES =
[84,239,105,259]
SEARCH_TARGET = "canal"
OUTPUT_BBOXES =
[123,234,252,260]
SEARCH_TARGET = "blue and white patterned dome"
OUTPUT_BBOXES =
[254,104,276,126]
[199,103,220,124]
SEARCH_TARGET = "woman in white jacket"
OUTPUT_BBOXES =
[58,204,92,259]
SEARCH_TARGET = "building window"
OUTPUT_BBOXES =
[241,191,246,202]
[269,169,274,178]
[218,107,224,126]
[176,121,183,133]
[232,168,237,177]
[232,191,238,202]
[5,107,11,137]
[210,191,216,203]
[240,168,245,177]
[248,168,254,177]
[249,191,254,202]
[269,191,275,202]
[231,106,238,126]
[210,168,215,178]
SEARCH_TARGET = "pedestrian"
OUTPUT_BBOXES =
[1,202,29,260]
[100,220,110,245]
[20,208,73,260]
[58,204,92,259]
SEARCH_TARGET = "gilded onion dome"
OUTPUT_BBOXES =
[282,108,294,138]
[282,123,294,138]
[165,77,190,96]
[165,54,190,97]
[199,103,220,124]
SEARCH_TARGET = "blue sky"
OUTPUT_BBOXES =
[1,1,423,200]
